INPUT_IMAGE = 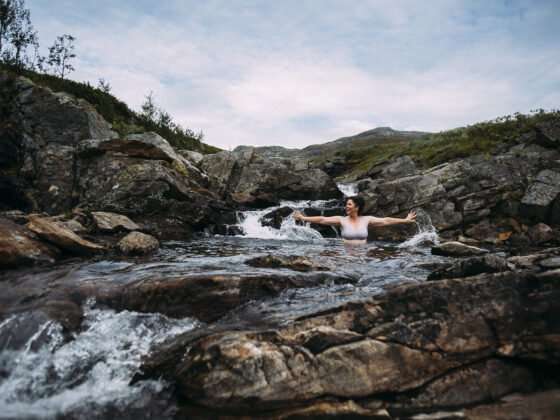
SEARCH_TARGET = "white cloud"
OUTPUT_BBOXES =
[27,1,560,150]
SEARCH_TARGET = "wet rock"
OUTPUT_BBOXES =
[91,211,140,232]
[138,267,560,415]
[245,255,330,272]
[427,254,511,280]
[538,256,560,269]
[26,216,104,255]
[260,206,293,229]
[432,241,489,257]
[117,231,159,255]
[90,271,354,323]
[527,222,554,245]
[0,218,59,268]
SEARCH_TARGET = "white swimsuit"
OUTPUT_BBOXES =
[340,216,370,241]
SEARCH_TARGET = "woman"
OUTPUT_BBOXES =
[293,196,416,244]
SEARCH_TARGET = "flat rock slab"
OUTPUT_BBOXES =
[26,216,104,255]
[432,241,489,257]
[0,218,59,268]
[91,211,140,232]
[88,271,355,323]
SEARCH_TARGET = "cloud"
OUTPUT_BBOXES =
[27,0,560,149]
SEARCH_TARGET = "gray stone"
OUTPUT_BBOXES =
[117,231,159,255]
[432,241,489,257]
[91,211,140,232]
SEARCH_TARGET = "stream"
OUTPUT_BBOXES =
[0,183,445,419]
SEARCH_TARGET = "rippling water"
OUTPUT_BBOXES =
[0,198,447,419]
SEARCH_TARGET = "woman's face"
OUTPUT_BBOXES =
[345,199,359,215]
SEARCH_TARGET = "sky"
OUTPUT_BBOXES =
[27,0,560,150]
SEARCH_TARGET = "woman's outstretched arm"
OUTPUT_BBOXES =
[293,211,342,226]
[368,210,417,226]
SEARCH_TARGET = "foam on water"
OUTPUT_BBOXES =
[0,300,200,419]
[236,200,326,241]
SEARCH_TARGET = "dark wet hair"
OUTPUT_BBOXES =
[345,196,365,215]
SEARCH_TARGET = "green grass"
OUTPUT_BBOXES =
[339,110,560,179]
[0,64,221,154]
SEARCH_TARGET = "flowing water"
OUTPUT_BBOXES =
[0,192,448,418]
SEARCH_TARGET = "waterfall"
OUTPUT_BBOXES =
[337,182,358,197]
[235,200,329,241]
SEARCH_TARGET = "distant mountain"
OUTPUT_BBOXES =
[301,127,430,157]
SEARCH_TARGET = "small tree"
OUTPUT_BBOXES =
[7,2,37,68]
[97,78,111,94]
[140,91,157,122]
[47,34,75,79]
[0,0,17,57]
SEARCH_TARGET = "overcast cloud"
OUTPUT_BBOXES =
[28,0,560,149]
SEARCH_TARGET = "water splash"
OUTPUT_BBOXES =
[0,301,200,419]
[337,182,358,197]
[398,208,439,248]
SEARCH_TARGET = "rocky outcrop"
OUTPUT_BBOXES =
[136,250,560,417]
[358,145,560,242]
[0,72,229,239]
[117,231,159,255]
[201,148,342,207]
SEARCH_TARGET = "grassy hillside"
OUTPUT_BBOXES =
[0,64,221,154]
[334,110,559,180]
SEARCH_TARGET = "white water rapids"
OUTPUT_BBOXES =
[0,301,199,419]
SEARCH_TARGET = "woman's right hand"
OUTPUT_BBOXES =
[293,210,304,222]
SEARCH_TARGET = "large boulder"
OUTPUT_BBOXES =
[0,73,230,239]
[137,260,560,416]
[201,148,341,207]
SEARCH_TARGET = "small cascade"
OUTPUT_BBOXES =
[235,201,325,241]
[398,208,439,248]
[337,182,358,197]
